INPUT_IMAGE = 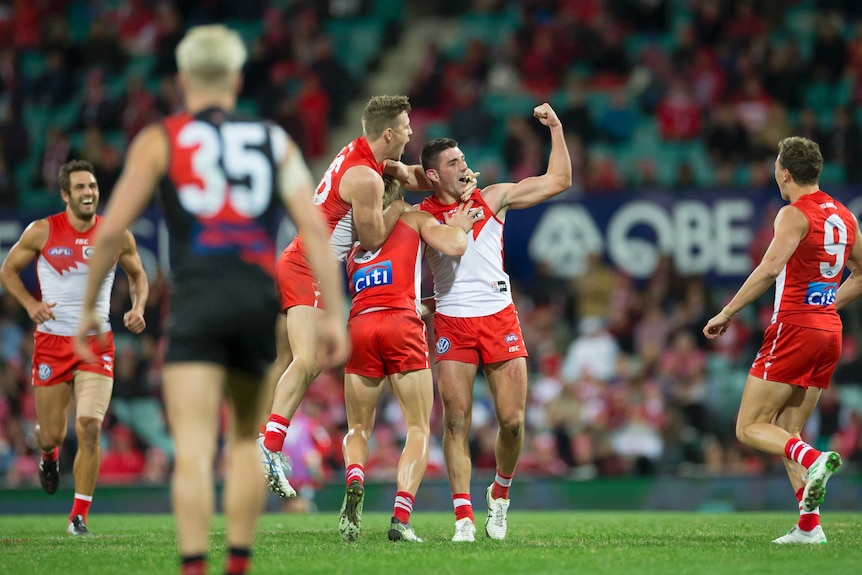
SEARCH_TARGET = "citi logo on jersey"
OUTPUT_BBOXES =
[805,281,838,306]
[351,261,393,294]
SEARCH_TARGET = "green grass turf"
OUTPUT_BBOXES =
[1,512,860,575]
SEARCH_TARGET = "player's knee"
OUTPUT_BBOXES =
[734,422,750,445]
[290,355,321,383]
[499,414,524,439]
[444,411,470,435]
[76,417,102,450]
[38,424,65,449]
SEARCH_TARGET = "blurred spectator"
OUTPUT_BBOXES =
[82,17,128,75]
[596,89,635,142]
[828,106,862,183]
[561,316,619,383]
[99,425,146,484]
[656,77,702,141]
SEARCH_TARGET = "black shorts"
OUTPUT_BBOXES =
[165,277,278,377]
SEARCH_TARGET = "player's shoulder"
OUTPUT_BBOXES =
[17,217,52,250]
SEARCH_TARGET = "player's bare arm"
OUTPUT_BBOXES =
[704,205,808,338]
[347,165,409,251]
[406,201,482,257]
[482,103,572,216]
[280,140,348,368]
[117,230,149,335]
[384,160,433,191]
[835,222,862,310]
[77,123,167,356]
[0,219,56,323]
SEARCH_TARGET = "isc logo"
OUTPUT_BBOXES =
[352,260,393,294]
[805,281,837,306]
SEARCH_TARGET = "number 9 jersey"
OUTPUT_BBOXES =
[772,190,857,330]
[160,107,285,283]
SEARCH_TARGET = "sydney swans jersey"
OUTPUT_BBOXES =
[160,108,283,282]
[346,220,423,319]
[36,213,115,336]
[772,190,857,330]
[420,190,511,317]
[290,136,384,261]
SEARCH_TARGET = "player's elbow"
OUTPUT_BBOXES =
[358,237,383,252]
[442,236,467,257]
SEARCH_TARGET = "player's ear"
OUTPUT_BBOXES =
[426,169,438,183]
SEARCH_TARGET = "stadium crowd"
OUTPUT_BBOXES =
[1,0,862,498]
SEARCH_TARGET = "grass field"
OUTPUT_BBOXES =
[1,511,861,575]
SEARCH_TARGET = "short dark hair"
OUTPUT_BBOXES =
[361,95,411,140]
[777,137,822,186]
[58,160,96,193]
[420,138,458,171]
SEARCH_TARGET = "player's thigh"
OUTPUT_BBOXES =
[274,312,292,368]
[344,372,384,429]
[437,360,478,414]
[775,386,822,436]
[162,363,226,454]
[34,383,73,434]
[736,374,802,427]
[388,369,433,429]
[285,305,323,363]
[71,372,113,420]
[485,357,528,421]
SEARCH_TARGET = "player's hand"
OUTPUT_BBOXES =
[445,200,485,233]
[703,313,731,339]
[27,301,56,324]
[124,309,146,334]
[383,160,410,183]
[315,314,349,369]
[74,308,103,362]
[459,170,480,201]
[533,103,561,128]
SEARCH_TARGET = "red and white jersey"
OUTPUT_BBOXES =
[345,219,423,319]
[36,213,116,336]
[420,190,511,318]
[289,136,384,262]
[772,190,857,330]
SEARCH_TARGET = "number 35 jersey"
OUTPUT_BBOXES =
[772,190,857,330]
[160,107,284,283]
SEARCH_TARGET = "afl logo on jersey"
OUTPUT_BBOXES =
[38,363,53,381]
[353,247,382,264]
[48,247,72,257]
[505,333,519,344]
[436,337,451,356]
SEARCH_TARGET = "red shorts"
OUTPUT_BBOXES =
[345,309,429,378]
[749,322,841,389]
[32,331,115,387]
[276,247,322,312]
[433,304,528,365]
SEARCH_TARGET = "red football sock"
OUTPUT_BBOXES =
[42,446,59,461]
[263,414,290,452]
[453,493,474,522]
[70,493,92,523]
[784,438,821,469]
[180,554,206,575]
[393,491,415,524]
[225,547,251,575]
[346,464,365,486]
[796,487,821,531]
[491,469,514,500]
